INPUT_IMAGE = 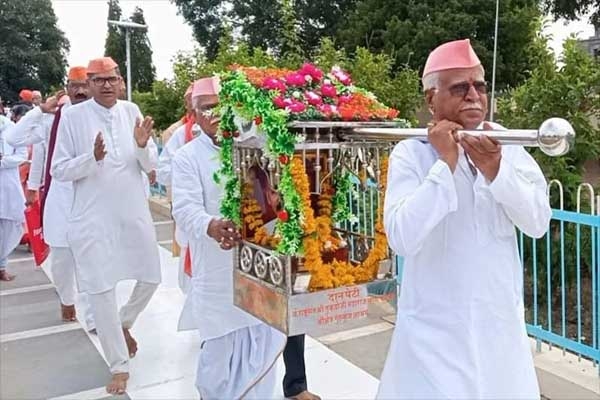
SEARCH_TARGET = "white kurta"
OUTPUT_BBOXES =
[157,123,194,292]
[172,133,262,336]
[172,132,286,398]
[378,123,551,399]
[50,99,161,294]
[0,116,27,259]
[28,141,46,190]
[6,102,77,247]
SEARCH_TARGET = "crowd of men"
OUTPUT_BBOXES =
[0,38,550,399]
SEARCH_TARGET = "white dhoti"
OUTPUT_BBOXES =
[50,246,95,329]
[0,219,23,265]
[88,281,158,373]
[196,324,286,400]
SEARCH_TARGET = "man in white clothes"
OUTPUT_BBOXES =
[377,39,551,399]
[172,76,286,399]
[0,115,27,281]
[51,57,161,395]
[157,82,196,293]
[6,67,95,327]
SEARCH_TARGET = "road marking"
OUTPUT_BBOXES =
[48,386,111,400]
[317,321,394,346]
[0,283,55,296]
[7,256,35,264]
[0,322,80,343]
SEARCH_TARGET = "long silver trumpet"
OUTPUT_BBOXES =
[346,118,575,157]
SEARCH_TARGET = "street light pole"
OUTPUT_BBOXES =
[125,29,131,101]
[107,20,147,102]
[490,0,500,122]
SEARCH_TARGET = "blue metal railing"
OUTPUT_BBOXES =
[520,206,600,369]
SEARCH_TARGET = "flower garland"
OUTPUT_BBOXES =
[350,156,390,283]
[289,157,390,290]
[216,63,400,258]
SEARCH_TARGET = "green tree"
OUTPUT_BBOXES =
[104,0,126,75]
[129,7,156,92]
[279,0,304,67]
[0,0,69,102]
[172,0,357,59]
[105,3,156,93]
[541,0,600,25]
[337,0,544,90]
[133,80,183,131]
[498,37,600,206]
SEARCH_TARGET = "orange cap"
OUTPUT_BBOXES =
[68,66,88,81]
[19,89,33,102]
[87,57,118,74]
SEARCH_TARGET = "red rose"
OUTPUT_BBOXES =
[254,116,263,125]
[233,131,240,138]
[277,210,289,222]
[222,131,232,138]
[279,154,290,164]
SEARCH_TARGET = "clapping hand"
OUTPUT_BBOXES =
[134,116,154,148]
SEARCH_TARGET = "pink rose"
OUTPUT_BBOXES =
[320,84,337,98]
[318,104,338,117]
[337,94,352,105]
[287,101,306,113]
[299,63,324,82]
[285,73,306,87]
[304,91,323,106]
[262,77,287,94]
[273,96,287,108]
[332,67,352,86]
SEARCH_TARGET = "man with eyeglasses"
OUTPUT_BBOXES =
[5,67,96,329]
[50,57,161,395]
[172,77,286,399]
[377,39,551,398]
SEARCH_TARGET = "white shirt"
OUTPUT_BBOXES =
[6,101,75,246]
[377,122,551,399]
[172,132,260,339]
[0,116,27,221]
[50,99,161,293]
[157,124,186,188]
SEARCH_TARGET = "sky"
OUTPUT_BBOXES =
[51,0,597,81]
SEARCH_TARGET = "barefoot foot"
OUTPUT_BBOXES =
[61,304,76,322]
[106,372,129,395]
[0,270,15,281]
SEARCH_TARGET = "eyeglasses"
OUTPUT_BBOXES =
[447,81,488,98]
[196,104,219,118]
[90,76,121,87]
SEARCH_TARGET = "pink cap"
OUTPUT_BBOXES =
[184,83,194,98]
[192,77,220,99]
[422,39,481,78]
